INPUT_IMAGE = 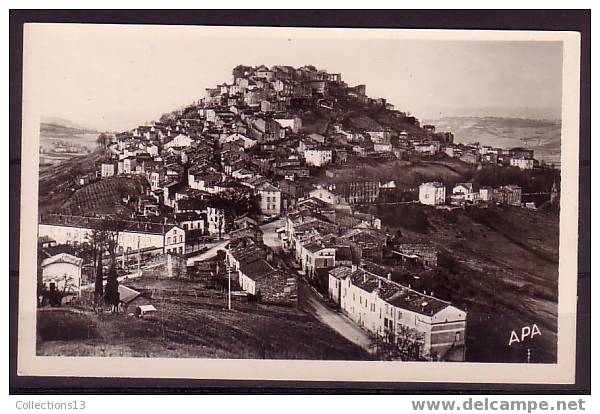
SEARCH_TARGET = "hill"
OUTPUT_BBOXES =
[41,116,98,133]
[376,204,558,363]
[426,117,561,165]
[38,151,148,217]
[38,151,105,214]
[299,99,429,138]
[39,117,102,156]
[40,121,98,139]
[56,175,149,216]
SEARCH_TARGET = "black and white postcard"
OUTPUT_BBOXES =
[17,23,581,384]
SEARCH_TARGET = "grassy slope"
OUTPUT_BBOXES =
[37,282,371,360]
[378,205,559,363]
[57,176,148,216]
[38,151,148,216]
[38,152,105,214]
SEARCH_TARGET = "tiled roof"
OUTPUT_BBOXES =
[41,252,83,268]
[229,244,268,265]
[348,268,456,317]
[40,215,179,235]
[329,266,353,280]
[119,285,141,304]
[303,240,335,253]
[239,258,275,279]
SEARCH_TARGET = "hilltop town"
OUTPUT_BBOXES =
[36,64,560,362]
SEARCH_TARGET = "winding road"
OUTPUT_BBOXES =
[297,278,373,351]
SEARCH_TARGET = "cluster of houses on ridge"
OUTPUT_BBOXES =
[38,65,555,359]
[419,181,524,207]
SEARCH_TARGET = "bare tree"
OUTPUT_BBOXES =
[96,133,110,149]
[373,325,426,361]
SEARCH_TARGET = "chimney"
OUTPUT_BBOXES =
[351,264,357,272]
[363,274,367,283]
[378,279,382,289]
[387,272,392,281]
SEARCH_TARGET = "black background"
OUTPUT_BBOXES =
[9,9,591,394]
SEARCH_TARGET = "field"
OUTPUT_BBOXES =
[37,278,371,360]
[38,152,148,216]
[56,175,149,216]
[378,204,559,363]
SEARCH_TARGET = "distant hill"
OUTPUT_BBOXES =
[426,117,561,164]
[39,117,102,155]
[40,120,98,140]
[41,116,98,134]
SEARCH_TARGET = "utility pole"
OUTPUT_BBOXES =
[227,262,232,310]
[137,236,141,278]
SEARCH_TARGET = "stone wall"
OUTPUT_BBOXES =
[257,272,297,306]
[142,253,188,279]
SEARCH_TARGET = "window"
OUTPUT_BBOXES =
[167,237,171,245]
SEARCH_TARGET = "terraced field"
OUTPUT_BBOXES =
[57,176,149,216]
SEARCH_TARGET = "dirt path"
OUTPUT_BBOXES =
[298,279,373,351]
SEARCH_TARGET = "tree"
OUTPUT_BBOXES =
[86,220,126,306]
[96,133,110,149]
[104,219,126,263]
[104,262,119,312]
[217,213,224,240]
[95,250,104,301]
[373,325,426,361]
[86,226,112,300]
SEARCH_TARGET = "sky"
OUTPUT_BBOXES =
[24,24,564,132]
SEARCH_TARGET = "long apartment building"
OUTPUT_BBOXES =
[328,265,467,361]
[38,215,186,254]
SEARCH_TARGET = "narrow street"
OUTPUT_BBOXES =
[259,217,285,254]
[260,217,373,352]
[297,278,373,352]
